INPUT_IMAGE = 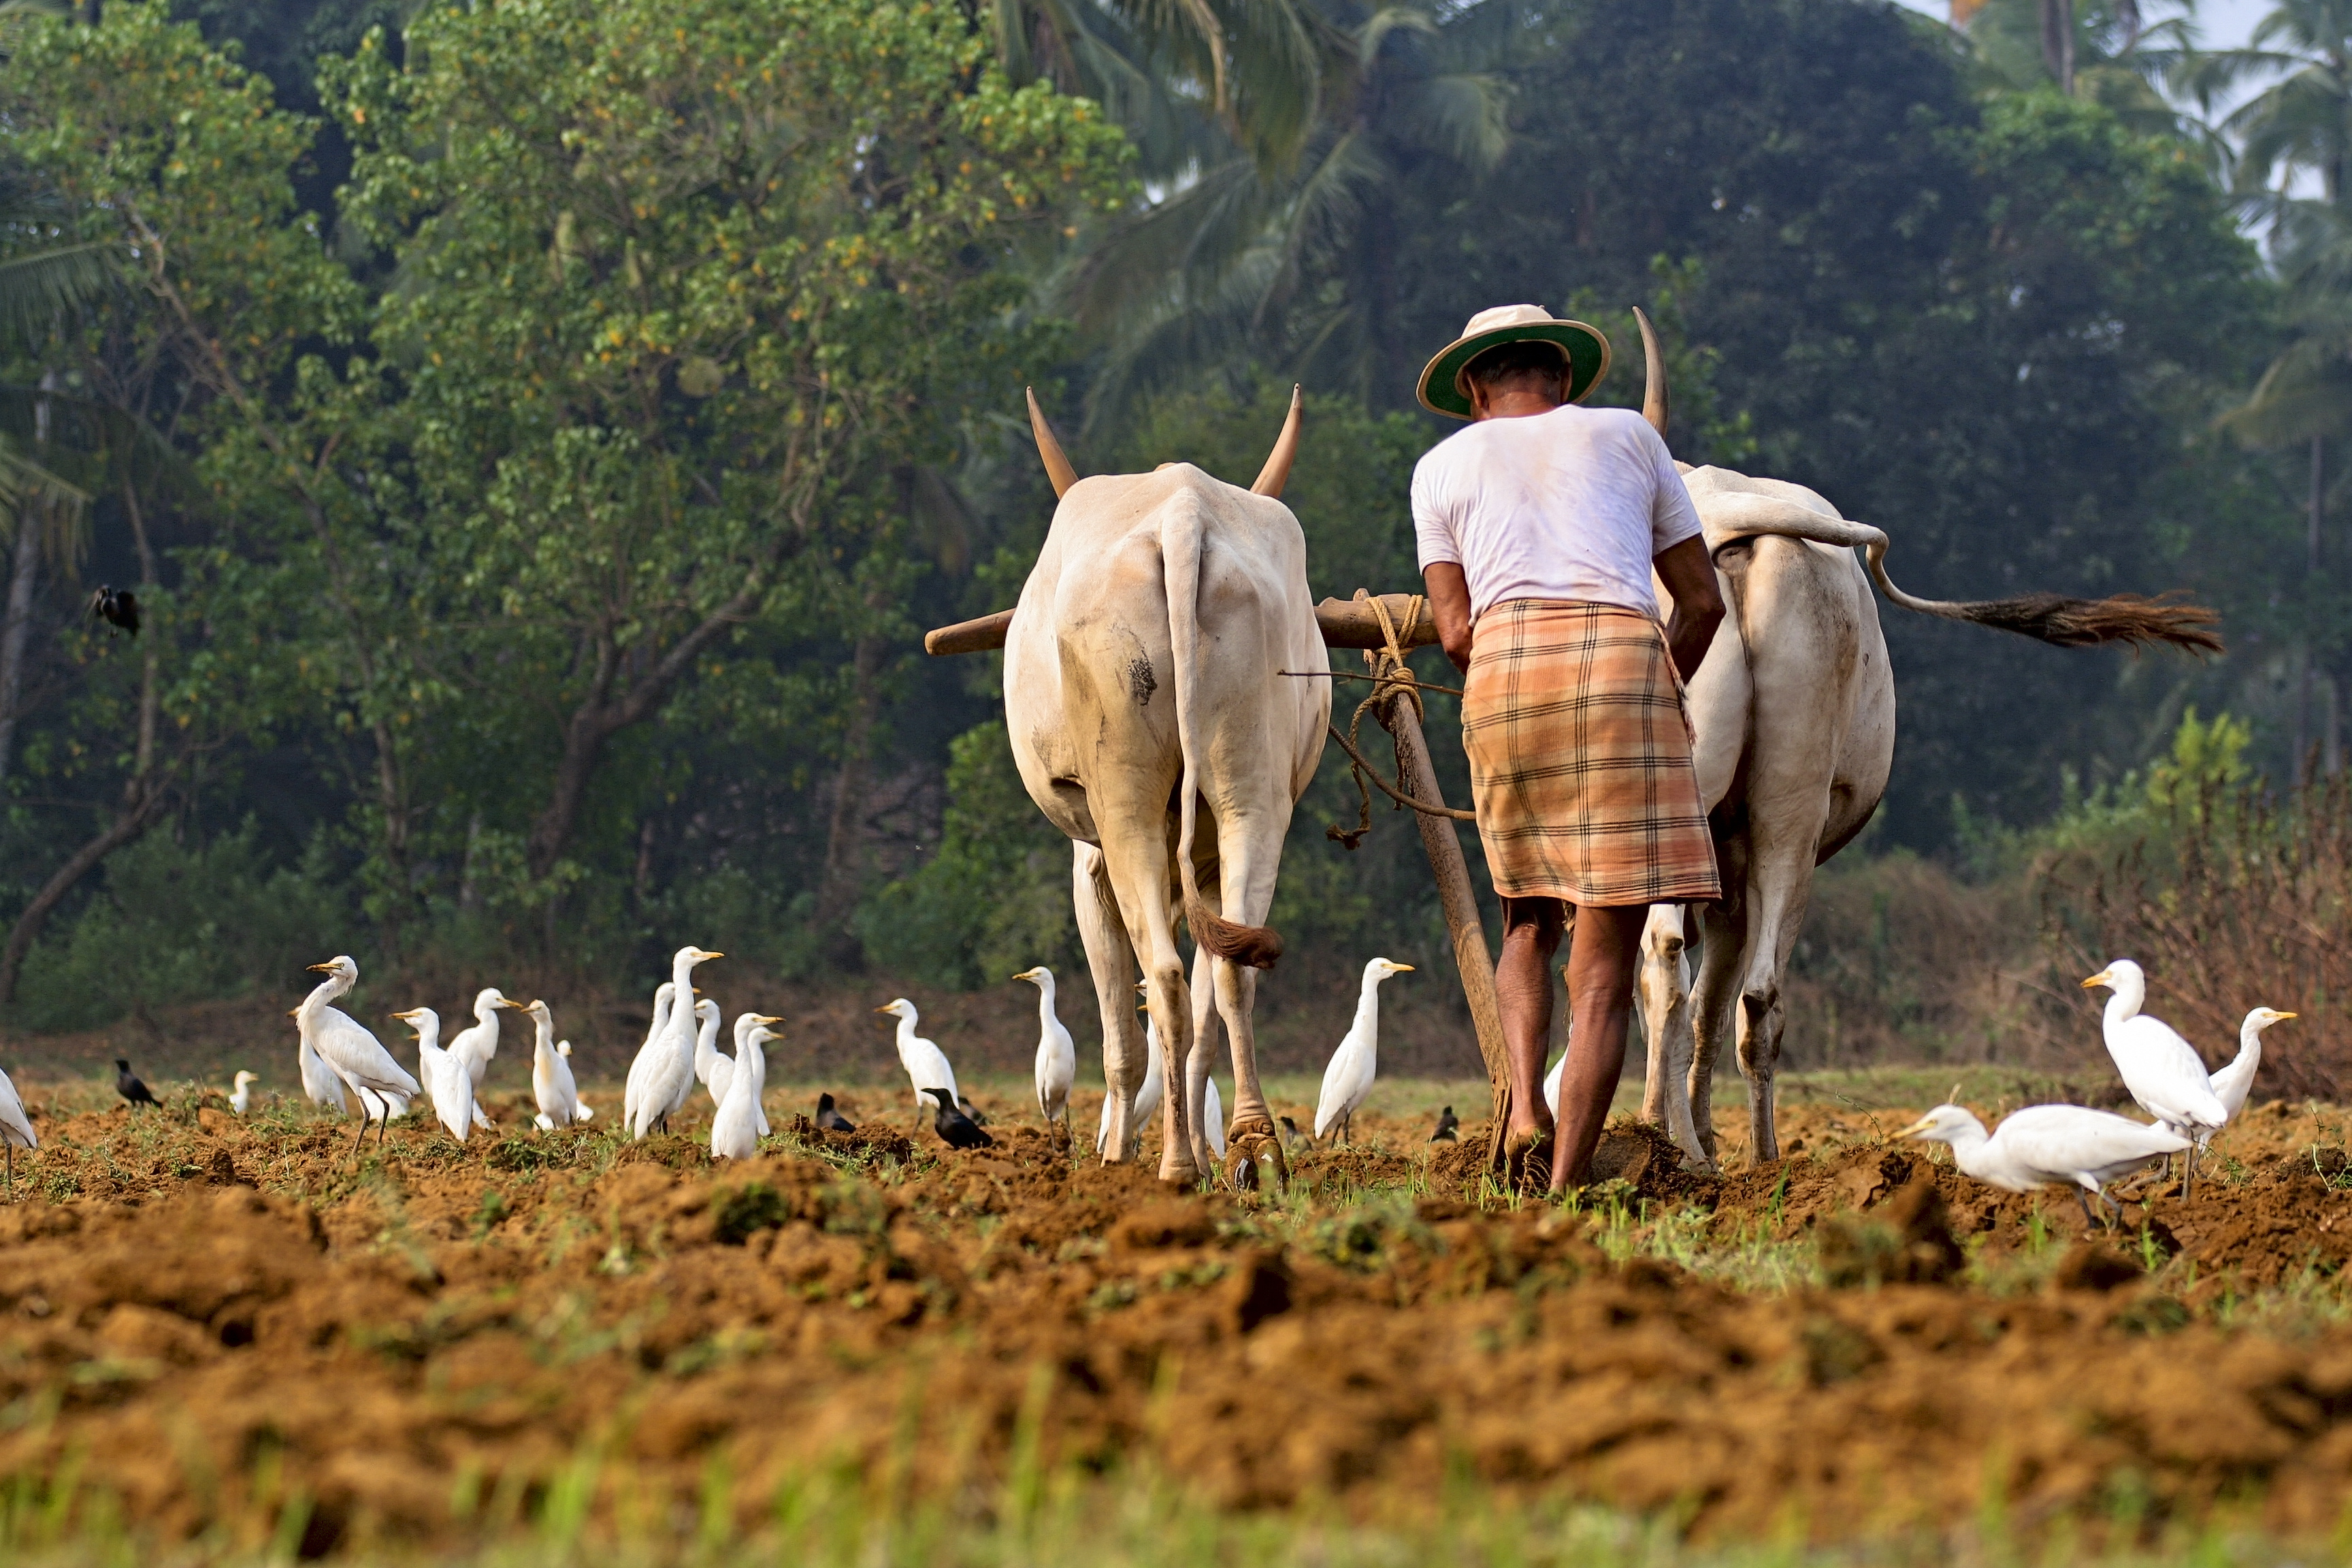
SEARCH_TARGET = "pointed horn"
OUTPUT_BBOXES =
[1026,387,1077,499]
[1251,385,1304,498]
[1634,307,1669,444]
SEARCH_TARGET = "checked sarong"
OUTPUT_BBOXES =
[1460,600,1721,908]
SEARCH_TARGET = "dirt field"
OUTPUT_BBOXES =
[3,1072,2352,1558]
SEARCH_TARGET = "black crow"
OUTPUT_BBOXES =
[1431,1105,1459,1143]
[1278,1114,1308,1152]
[924,1088,992,1149]
[815,1092,856,1133]
[115,1059,157,1108]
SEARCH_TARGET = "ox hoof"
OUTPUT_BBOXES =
[1224,1123,1288,1193]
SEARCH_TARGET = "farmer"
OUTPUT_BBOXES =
[1412,305,1725,1190]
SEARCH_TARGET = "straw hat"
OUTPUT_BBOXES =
[1415,304,1610,421]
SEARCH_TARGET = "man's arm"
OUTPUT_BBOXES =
[1422,561,1473,674]
[1653,535,1724,684]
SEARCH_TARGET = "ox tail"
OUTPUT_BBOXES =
[1705,509,2223,656]
[1164,500,1284,970]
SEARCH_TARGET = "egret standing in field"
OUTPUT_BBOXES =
[630,948,722,1138]
[518,999,592,1130]
[229,1071,259,1116]
[391,1007,474,1143]
[297,956,423,1152]
[622,981,678,1133]
[710,1019,778,1161]
[2212,1006,2296,1125]
[1901,1102,2189,1230]
[298,1032,348,1114]
[1313,958,1414,1145]
[707,1012,778,1135]
[876,998,959,1120]
[1014,967,1076,1128]
[448,989,521,1102]
[0,1059,34,1197]
[2082,960,2230,1197]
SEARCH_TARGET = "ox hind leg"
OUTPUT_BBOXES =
[1187,800,1291,1190]
[1073,843,1152,1164]
[1636,903,1706,1167]
[1732,815,1826,1167]
[1686,838,1747,1167]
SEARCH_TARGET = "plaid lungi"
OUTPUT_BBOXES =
[1460,600,1721,907]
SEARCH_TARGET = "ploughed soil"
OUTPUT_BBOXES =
[5,1082,2352,1554]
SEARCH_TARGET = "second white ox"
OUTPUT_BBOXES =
[1002,393,1328,1184]
[1626,336,2219,1169]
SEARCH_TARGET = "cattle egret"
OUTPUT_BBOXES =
[448,988,521,1098]
[0,1060,35,1196]
[1901,1102,2189,1229]
[2212,1007,2296,1125]
[1204,1077,1226,1158]
[1014,967,1077,1127]
[708,1013,778,1135]
[710,1021,777,1161]
[1543,1051,1566,1118]
[1098,989,1164,1157]
[815,1092,855,1132]
[299,956,423,1151]
[229,1071,259,1116]
[1313,958,1414,1143]
[115,1060,157,1109]
[298,1033,348,1114]
[876,998,959,1117]
[1431,1106,1459,1143]
[622,981,679,1132]
[523,1000,591,1130]
[924,1087,992,1149]
[391,1007,473,1143]
[632,948,721,1138]
[2082,960,2230,1197]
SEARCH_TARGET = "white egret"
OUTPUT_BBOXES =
[662,998,721,1127]
[2082,960,2230,1197]
[1014,966,1076,1126]
[297,956,422,1151]
[1313,958,1415,1143]
[1204,1076,1226,1158]
[708,1012,778,1135]
[1901,1102,2189,1229]
[525,998,592,1130]
[876,998,958,1118]
[229,1071,259,1116]
[710,1021,777,1161]
[448,988,523,1101]
[630,947,721,1138]
[0,1059,34,1196]
[1097,988,1163,1157]
[1543,1051,1566,1118]
[391,1007,474,1143]
[622,980,678,1132]
[2212,1007,2296,1124]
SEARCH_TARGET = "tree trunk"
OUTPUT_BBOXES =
[0,374,60,786]
[811,630,883,960]
[2038,0,2074,93]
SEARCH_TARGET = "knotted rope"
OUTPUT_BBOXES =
[1325,593,1477,847]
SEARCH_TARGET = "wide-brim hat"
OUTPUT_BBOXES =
[1416,304,1610,421]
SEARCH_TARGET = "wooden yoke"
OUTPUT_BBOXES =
[923,589,1513,1173]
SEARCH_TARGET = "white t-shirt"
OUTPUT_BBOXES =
[1411,404,1703,623]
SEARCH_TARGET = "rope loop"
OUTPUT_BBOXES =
[1327,592,1449,848]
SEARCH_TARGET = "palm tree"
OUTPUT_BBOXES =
[1043,0,1512,419]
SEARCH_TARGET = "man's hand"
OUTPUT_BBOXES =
[1423,562,1474,674]
[1654,536,1725,684]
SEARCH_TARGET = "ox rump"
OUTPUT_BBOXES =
[996,390,1328,1187]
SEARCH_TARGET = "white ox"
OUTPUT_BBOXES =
[1625,337,2219,1169]
[1001,393,1327,1183]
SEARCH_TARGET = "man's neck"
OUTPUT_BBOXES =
[1473,393,1562,421]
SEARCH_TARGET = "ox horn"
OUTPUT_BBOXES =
[1026,387,1078,499]
[1251,385,1304,498]
[1634,306,1669,444]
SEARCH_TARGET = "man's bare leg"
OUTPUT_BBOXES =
[1551,903,1648,1192]
[1497,896,1565,1151]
